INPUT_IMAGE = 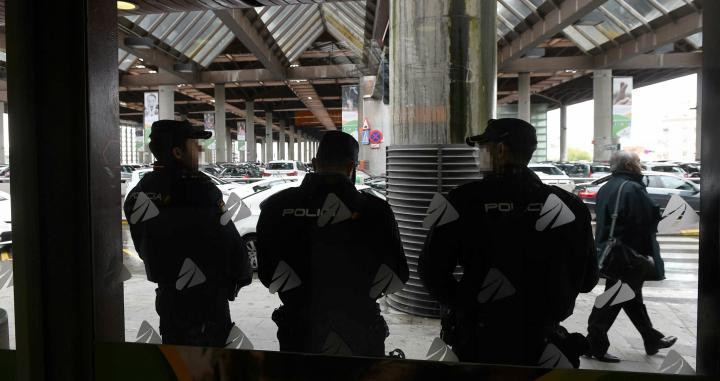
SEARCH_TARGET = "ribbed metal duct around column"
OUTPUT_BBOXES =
[385,144,481,318]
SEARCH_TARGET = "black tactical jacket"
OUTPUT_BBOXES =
[420,168,598,330]
[124,166,251,299]
[256,173,409,320]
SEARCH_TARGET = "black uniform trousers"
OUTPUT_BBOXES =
[155,286,232,347]
[587,278,664,355]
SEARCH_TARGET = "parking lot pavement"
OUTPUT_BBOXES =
[121,230,699,373]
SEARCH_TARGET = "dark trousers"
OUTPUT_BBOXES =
[155,286,232,347]
[272,305,387,357]
[587,278,664,355]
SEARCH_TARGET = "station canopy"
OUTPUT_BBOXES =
[79,0,703,136]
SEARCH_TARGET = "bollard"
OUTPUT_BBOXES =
[0,308,8,349]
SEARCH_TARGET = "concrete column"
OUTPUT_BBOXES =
[518,73,531,122]
[288,125,296,160]
[390,0,496,144]
[305,137,310,162]
[696,71,702,161]
[158,85,174,121]
[560,104,568,162]
[0,102,5,165]
[593,69,613,162]
[214,84,227,162]
[259,137,265,165]
[298,133,304,162]
[265,112,273,164]
[278,119,286,160]
[246,101,256,162]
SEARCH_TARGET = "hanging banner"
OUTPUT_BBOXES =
[612,77,632,139]
[143,92,159,150]
[342,85,359,140]
[203,112,216,150]
[237,121,246,142]
[236,121,246,155]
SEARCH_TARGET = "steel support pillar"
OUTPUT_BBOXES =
[593,69,613,162]
[214,84,227,162]
[518,72,531,122]
[390,0,496,144]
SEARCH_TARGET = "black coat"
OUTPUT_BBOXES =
[124,167,252,297]
[256,173,408,329]
[419,168,598,365]
[594,171,664,279]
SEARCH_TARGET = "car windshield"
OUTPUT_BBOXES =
[267,162,293,170]
[531,166,563,175]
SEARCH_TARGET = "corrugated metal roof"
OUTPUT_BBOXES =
[257,4,325,63]
[122,11,236,69]
[498,0,697,53]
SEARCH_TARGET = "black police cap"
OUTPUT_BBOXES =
[466,118,537,149]
[149,119,212,144]
[316,131,359,164]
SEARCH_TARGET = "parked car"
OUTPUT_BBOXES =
[123,168,152,204]
[228,177,299,199]
[529,164,575,193]
[234,182,385,270]
[120,165,136,181]
[573,171,700,217]
[218,165,262,182]
[123,168,242,215]
[589,164,612,178]
[263,160,307,177]
[643,162,691,178]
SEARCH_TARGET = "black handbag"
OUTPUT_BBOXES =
[599,181,656,281]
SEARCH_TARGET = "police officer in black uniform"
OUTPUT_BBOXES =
[419,118,599,367]
[124,120,252,347]
[256,131,408,357]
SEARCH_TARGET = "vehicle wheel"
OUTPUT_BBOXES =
[244,234,258,271]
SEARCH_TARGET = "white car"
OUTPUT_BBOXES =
[123,168,241,207]
[234,183,385,270]
[227,177,299,199]
[0,191,11,238]
[529,164,575,193]
[263,160,307,177]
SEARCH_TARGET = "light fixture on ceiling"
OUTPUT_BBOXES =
[307,96,312,100]
[173,62,195,73]
[148,70,157,74]
[523,48,546,58]
[134,64,146,69]
[117,1,138,11]
[290,64,300,68]
[124,36,154,49]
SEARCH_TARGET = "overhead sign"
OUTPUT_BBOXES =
[368,129,384,145]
